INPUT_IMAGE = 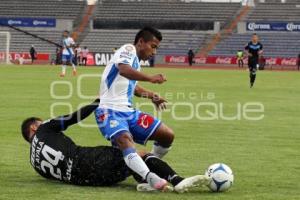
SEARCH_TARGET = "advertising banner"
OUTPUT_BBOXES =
[0,17,56,27]
[165,55,298,66]
[246,22,300,32]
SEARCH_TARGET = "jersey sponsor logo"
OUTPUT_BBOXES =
[120,51,134,59]
[110,120,119,128]
[249,44,261,50]
[137,114,154,129]
[65,158,73,182]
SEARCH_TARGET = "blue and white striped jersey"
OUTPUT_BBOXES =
[99,44,141,112]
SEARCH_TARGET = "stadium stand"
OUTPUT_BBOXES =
[96,0,241,23]
[0,0,85,19]
[0,0,299,65]
[80,30,207,55]
[247,0,300,21]
[210,32,300,58]
[81,0,242,55]
[0,27,61,54]
[210,0,300,58]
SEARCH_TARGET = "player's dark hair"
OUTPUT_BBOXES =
[64,30,69,34]
[21,117,42,142]
[134,27,162,45]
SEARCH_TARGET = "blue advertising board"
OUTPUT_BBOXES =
[247,22,300,32]
[0,17,56,27]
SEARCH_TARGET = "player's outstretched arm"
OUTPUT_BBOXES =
[135,85,167,110]
[118,64,166,84]
[48,98,100,131]
[134,84,157,99]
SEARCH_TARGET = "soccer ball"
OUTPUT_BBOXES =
[205,163,234,192]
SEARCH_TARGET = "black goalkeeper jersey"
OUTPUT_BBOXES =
[245,41,263,58]
[29,99,129,186]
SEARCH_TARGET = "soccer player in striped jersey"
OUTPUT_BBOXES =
[60,30,77,77]
[94,27,207,192]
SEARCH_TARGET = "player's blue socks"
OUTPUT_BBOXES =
[123,147,150,180]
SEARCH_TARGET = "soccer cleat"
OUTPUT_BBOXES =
[72,70,77,76]
[136,183,174,192]
[250,82,254,88]
[146,172,169,191]
[60,73,65,77]
[174,175,211,193]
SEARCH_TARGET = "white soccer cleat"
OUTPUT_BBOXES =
[146,172,169,191]
[174,175,211,193]
[136,183,174,192]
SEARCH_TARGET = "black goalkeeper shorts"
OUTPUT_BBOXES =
[70,146,130,186]
[248,57,259,69]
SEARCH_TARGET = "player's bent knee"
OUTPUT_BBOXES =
[151,124,175,146]
[113,132,135,150]
[165,126,175,144]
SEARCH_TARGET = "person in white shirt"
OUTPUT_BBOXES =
[61,30,76,77]
[81,46,89,66]
[94,27,206,192]
[75,44,82,66]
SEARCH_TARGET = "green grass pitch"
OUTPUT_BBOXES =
[0,65,299,200]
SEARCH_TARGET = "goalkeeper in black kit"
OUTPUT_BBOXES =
[245,33,263,88]
[21,99,209,192]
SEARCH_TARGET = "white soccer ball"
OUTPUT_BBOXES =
[205,163,234,192]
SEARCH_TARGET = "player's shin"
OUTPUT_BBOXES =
[61,64,66,76]
[123,147,150,179]
[123,148,167,190]
[151,141,171,159]
[71,63,77,76]
[143,154,184,186]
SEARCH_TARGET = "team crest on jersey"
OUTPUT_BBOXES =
[98,113,108,122]
[125,45,134,51]
[137,114,154,129]
[110,120,119,128]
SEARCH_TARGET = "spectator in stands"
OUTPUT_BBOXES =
[187,48,195,66]
[55,47,62,65]
[75,44,82,66]
[81,46,89,66]
[297,53,300,70]
[259,55,266,70]
[29,45,37,64]
[236,50,244,68]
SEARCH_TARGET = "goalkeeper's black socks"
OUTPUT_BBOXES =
[143,154,184,186]
[250,73,256,88]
